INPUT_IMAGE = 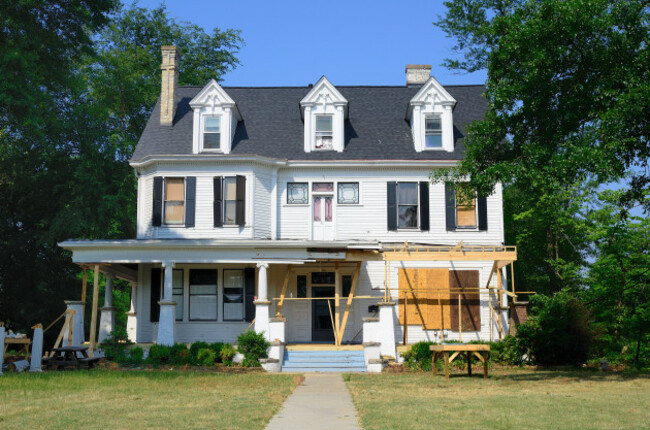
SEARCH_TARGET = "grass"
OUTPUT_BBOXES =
[346,368,650,430]
[0,370,301,430]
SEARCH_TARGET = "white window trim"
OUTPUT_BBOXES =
[163,177,186,227]
[314,115,334,151]
[200,115,223,153]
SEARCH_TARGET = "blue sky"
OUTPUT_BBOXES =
[135,0,486,87]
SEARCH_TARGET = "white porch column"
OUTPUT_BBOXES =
[62,300,85,347]
[98,274,116,343]
[377,301,397,359]
[0,325,5,375]
[126,283,138,343]
[254,262,271,341]
[29,326,43,372]
[157,262,176,346]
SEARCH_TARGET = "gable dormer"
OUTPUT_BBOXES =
[300,76,348,153]
[190,79,241,154]
[407,74,456,152]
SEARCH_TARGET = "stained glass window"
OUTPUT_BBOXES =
[337,182,359,204]
[287,182,308,204]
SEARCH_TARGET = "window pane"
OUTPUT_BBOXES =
[398,205,418,228]
[325,197,332,221]
[315,116,332,132]
[397,183,418,204]
[203,132,220,149]
[205,117,220,132]
[342,275,352,297]
[224,201,237,224]
[312,272,335,285]
[174,294,184,321]
[337,182,359,204]
[164,202,184,224]
[165,178,184,201]
[313,197,321,222]
[287,183,308,204]
[224,303,243,320]
[189,269,217,321]
[425,134,442,148]
[315,135,333,149]
[297,275,307,298]
[190,295,217,320]
[190,283,217,295]
[224,177,237,200]
[312,182,334,192]
[426,117,441,131]
[189,269,217,286]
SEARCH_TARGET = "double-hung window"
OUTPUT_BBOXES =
[203,116,221,150]
[223,269,245,321]
[189,269,218,321]
[425,116,442,149]
[214,176,246,227]
[397,182,418,228]
[315,116,333,150]
[387,181,430,231]
[445,182,487,231]
[455,189,477,228]
[164,178,185,225]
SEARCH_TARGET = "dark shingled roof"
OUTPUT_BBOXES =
[131,84,487,162]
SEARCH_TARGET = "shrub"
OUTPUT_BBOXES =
[127,346,144,365]
[147,344,172,366]
[516,291,595,366]
[170,343,191,365]
[197,348,217,366]
[236,330,269,367]
[189,341,210,365]
[220,344,236,366]
[488,336,527,366]
[401,341,436,371]
[100,328,132,364]
[208,342,227,362]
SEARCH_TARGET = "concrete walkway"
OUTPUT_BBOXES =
[265,373,362,430]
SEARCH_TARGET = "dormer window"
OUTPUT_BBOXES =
[315,116,333,150]
[425,116,442,149]
[203,116,221,150]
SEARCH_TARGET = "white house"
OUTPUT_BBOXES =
[60,46,518,371]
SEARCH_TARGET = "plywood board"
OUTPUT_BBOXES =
[449,270,481,331]
[398,268,450,330]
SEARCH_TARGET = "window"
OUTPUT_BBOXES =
[456,189,477,228]
[287,182,308,204]
[214,176,246,227]
[315,116,333,150]
[337,182,359,204]
[172,269,184,321]
[312,272,335,285]
[297,275,307,298]
[397,182,418,228]
[223,269,244,321]
[164,178,185,225]
[189,269,217,321]
[425,116,442,149]
[203,116,221,150]
[342,275,352,297]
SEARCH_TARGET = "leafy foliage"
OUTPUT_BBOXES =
[146,344,172,367]
[220,344,236,367]
[401,341,436,371]
[236,330,269,367]
[99,328,133,363]
[197,348,217,366]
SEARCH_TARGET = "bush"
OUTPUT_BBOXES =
[236,330,269,367]
[189,341,210,365]
[401,341,436,371]
[220,344,236,366]
[127,346,144,365]
[197,348,217,366]
[516,291,595,366]
[488,336,527,365]
[208,342,227,362]
[147,344,172,366]
[100,328,132,364]
[170,343,191,365]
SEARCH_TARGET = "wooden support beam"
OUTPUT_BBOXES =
[275,264,293,317]
[338,261,361,342]
[403,292,408,345]
[80,270,88,303]
[334,267,341,346]
[67,311,74,346]
[458,294,462,342]
[497,267,503,308]
[49,310,75,358]
[88,265,100,358]
[327,299,339,346]
[510,262,516,297]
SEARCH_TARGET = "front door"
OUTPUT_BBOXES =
[312,195,333,240]
[312,286,335,342]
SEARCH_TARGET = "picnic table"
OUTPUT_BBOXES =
[430,344,490,379]
[3,337,31,359]
[45,346,100,370]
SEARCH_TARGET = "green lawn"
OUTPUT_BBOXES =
[346,368,650,430]
[0,370,300,430]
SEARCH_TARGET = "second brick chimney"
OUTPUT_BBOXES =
[160,46,179,126]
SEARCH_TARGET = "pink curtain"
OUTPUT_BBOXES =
[325,197,332,221]
[313,197,321,221]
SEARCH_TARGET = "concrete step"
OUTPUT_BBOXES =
[281,366,367,373]
[281,350,367,373]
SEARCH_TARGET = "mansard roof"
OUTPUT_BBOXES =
[131,84,487,162]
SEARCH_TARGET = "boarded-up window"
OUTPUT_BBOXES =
[456,189,477,228]
[164,178,185,225]
[449,270,481,331]
[398,268,451,330]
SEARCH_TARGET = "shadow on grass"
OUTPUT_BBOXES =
[492,368,650,383]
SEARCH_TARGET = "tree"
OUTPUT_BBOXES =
[435,0,649,211]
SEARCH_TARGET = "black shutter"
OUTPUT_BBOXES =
[150,268,161,323]
[419,181,430,231]
[477,196,488,231]
[244,267,256,322]
[214,177,223,227]
[236,175,246,226]
[152,177,163,227]
[185,176,196,227]
[387,182,397,231]
[445,182,456,231]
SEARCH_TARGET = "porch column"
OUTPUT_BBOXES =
[157,261,176,346]
[254,262,271,341]
[98,274,116,343]
[377,301,397,359]
[62,300,85,346]
[126,283,137,343]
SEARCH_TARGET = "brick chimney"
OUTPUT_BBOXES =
[160,46,180,126]
[405,64,432,86]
